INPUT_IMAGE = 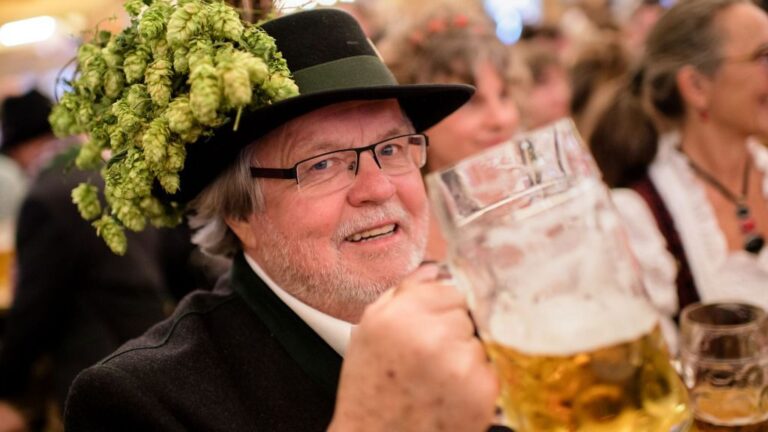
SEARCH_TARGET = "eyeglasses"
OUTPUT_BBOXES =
[250,133,428,195]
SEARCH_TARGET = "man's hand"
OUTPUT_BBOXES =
[329,264,499,432]
[0,401,27,432]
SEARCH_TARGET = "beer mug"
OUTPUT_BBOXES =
[680,302,768,431]
[426,119,692,431]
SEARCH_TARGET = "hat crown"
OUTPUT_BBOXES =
[262,9,377,73]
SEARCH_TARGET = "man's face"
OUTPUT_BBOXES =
[233,99,429,322]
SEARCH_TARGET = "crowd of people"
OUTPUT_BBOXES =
[0,0,765,431]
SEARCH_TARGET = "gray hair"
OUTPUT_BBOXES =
[187,144,264,259]
[642,0,750,121]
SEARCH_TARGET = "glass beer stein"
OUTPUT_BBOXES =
[426,119,692,432]
[680,302,768,431]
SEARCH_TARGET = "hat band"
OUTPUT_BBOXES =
[292,55,398,94]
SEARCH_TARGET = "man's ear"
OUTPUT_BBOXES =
[676,65,712,113]
[226,216,258,251]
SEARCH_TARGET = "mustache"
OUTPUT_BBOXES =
[333,202,410,241]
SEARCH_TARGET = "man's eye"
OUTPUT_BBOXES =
[379,143,401,157]
[310,159,333,171]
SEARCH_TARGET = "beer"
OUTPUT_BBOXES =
[484,294,691,432]
[689,387,768,431]
[0,248,14,308]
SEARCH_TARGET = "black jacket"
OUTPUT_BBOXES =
[64,253,342,431]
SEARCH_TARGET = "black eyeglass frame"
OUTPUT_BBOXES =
[249,133,429,183]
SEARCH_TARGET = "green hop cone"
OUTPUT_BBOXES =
[188,39,213,72]
[143,117,170,173]
[126,84,152,117]
[165,95,196,135]
[263,72,299,101]
[158,172,180,194]
[123,46,151,84]
[124,0,145,18]
[108,128,127,152]
[102,39,123,69]
[76,140,103,170]
[172,45,190,73]
[104,69,126,99]
[82,55,107,95]
[113,198,147,232]
[72,183,102,221]
[233,51,268,85]
[146,58,173,107]
[92,215,127,256]
[208,1,244,41]
[165,140,186,173]
[111,100,142,135]
[138,0,171,42]
[189,64,221,126]
[220,67,251,108]
[166,1,207,48]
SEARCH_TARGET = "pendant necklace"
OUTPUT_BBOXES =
[687,156,765,254]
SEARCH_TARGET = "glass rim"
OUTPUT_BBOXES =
[680,301,767,331]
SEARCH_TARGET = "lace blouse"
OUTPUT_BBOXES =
[637,132,768,312]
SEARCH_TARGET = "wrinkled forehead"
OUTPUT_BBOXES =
[252,99,413,166]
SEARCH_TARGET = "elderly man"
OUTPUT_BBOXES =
[64,8,499,432]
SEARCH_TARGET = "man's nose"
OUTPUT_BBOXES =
[347,151,395,206]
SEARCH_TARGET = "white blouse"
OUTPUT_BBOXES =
[628,132,768,312]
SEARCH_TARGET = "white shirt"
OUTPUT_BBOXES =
[624,132,768,312]
[244,254,353,356]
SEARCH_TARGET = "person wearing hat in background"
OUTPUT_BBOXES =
[64,7,499,432]
[0,90,73,179]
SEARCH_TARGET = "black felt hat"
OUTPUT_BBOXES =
[0,89,53,154]
[172,8,474,203]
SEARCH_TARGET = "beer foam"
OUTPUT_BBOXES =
[488,292,658,356]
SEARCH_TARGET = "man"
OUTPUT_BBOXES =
[65,9,499,431]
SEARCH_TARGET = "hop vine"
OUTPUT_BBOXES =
[49,0,298,254]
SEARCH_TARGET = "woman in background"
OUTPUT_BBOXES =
[380,6,525,258]
[597,0,768,315]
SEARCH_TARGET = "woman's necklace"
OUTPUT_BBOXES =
[687,156,765,254]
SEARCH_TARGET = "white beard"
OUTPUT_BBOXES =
[251,201,428,319]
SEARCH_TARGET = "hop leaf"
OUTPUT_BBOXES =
[72,183,102,221]
[92,215,127,255]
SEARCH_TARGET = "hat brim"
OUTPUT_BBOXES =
[171,83,473,204]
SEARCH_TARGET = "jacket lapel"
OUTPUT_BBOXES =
[230,253,343,398]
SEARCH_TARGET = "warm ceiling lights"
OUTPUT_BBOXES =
[0,16,57,47]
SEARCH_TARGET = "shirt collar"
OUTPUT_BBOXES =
[243,254,353,356]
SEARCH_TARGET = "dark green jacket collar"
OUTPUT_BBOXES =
[230,252,342,398]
